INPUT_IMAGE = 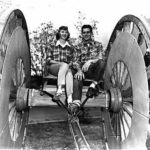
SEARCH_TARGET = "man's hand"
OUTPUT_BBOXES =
[74,70,85,80]
[82,60,92,72]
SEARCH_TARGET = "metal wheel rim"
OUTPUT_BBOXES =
[104,31,149,149]
[0,26,30,148]
[9,58,26,141]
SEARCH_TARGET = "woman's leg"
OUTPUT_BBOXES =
[49,62,69,93]
[65,69,73,104]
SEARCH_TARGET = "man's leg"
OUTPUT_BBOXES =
[85,59,105,81]
[84,59,106,97]
[69,78,83,113]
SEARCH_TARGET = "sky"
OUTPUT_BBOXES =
[2,0,150,47]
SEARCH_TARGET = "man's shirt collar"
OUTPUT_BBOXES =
[56,40,70,48]
[82,39,94,46]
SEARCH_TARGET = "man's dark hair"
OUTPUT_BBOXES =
[56,26,70,40]
[81,24,93,33]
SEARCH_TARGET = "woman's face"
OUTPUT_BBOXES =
[59,29,68,40]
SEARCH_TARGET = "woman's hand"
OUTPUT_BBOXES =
[74,70,85,80]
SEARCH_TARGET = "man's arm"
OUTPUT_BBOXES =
[72,48,85,80]
[82,41,104,72]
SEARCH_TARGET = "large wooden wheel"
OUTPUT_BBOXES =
[103,15,150,149]
[0,9,30,149]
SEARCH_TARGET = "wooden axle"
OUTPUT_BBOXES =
[17,86,122,114]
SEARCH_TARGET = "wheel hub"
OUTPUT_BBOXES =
[109,87,122,113]
[16,87,29,111]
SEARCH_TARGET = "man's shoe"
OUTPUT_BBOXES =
[86,81,101,98]
[86,87,97,98]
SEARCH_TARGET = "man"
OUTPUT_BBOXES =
[69,24,106,113]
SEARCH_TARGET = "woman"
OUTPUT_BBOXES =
[46,26,74,104]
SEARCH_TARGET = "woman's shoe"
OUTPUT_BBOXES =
[68,102,80,114]
[53,91,62,101]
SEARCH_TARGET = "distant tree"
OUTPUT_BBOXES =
[74,11,99,40]
[74,11,86,37]
[30,21,56,76]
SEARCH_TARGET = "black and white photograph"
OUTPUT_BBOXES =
[0,0,150,149]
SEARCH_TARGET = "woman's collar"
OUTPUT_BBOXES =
[56,40,70,48]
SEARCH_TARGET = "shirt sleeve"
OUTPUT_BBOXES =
[72,47,82,70]
[67,46,74,63]
[95,42,104,59]
[46,45,53,63]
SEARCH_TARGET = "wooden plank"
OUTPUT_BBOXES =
[28,106,68,124]
[28,106,102,124]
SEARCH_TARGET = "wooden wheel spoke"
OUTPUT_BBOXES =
[119,111,126,141]
[122,71,132,93]
[14,113,22,140]
[12,59,25,87]
[111,113,118,137]
[12,113,20,141]
[119,61,125,85]
[123,103,133,118]
[114,114,118,136]
[12,67,18,87]
[112,65,118,86]
[16,59,25,87]
[9,101,16,113]
[131,26,147,55]
[138,33,147,55]
[9,107,17,132]
[116,61,128,88]
[116,61,121,87]
[116,114,121,140]
[122,22,133,33]
[120,67,128,87]
[16,60,21,85]
[9,103,22,141]
[112,114,117,135]
[131,23,140,41]
[122,110,131,130]
[110,113,115,122]
[110,113,115,129]
[111,74,116,87]
[146,65,150,81]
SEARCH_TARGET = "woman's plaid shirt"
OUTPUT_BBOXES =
[46,42,76,64]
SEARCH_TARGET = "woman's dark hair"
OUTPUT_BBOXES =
[56,26,70,40]
[81,24,93,34]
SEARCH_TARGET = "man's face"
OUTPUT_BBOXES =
[82,28,92,41]
[60,30,68,40]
